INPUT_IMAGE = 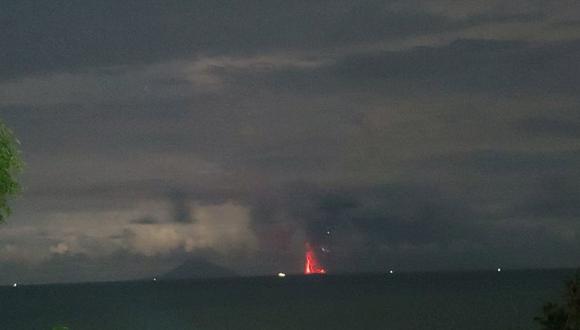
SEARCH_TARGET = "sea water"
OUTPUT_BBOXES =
[0,269,574,329]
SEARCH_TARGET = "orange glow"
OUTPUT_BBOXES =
[304,243,327,274]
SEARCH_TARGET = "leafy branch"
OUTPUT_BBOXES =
[0,120,23,223]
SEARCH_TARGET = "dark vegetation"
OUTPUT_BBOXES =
[0,120,22,222]
[535,272,580,330]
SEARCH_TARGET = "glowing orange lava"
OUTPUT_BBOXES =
[304,243,327,274]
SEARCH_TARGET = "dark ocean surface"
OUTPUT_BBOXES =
[0,269,575,329]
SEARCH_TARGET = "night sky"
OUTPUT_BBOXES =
[1,0,580,284]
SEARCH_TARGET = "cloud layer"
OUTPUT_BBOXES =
[1,0,580,283]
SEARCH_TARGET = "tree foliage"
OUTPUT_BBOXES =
[535,272,580,330]
[0,120,23,222]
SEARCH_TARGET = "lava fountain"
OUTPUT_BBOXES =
[304,243,327,275]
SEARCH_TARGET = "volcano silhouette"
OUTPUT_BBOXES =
[163,257,237,280]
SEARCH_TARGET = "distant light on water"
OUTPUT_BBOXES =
[389,270,394,274]
[277,272,286,278]
[12,283,17,288]
[497,268,502,272]
[153,277,157,281]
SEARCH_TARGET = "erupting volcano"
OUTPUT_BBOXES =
[304,243,327,275]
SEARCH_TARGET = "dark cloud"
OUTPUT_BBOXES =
[0,0,561,81]
[130,217,158,225]
[249,183,483,269]
[422,149,580,176]
[319,39,580,95]
[246,181,580,272]
[515,116,580,139]
[1,0,580,283]
[168,190,193,223]
[516,176,580,219]
[550,19,580,28]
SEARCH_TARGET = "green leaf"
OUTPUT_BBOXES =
[0,120,23,223]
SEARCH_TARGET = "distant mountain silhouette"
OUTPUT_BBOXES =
[162,257,237,280]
